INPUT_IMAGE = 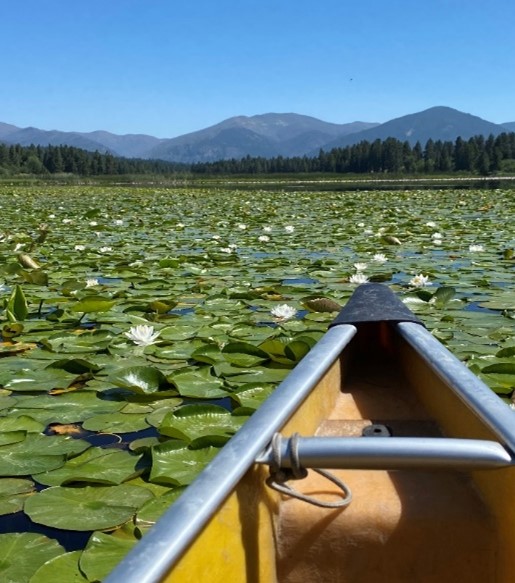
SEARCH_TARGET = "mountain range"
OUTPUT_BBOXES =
[1,107,514,164]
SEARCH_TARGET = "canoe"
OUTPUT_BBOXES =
[106,283,515,583]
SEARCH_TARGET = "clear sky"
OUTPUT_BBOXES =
[2,0,515,138]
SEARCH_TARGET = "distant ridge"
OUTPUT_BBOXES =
[1,107,513,163]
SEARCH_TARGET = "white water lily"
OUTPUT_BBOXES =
[469,244,484,252]
[62,218,73,224]
[271,304,297,321]
[349,273,369,284]
[85,278,99,288]
[284,225,295,233]
[258,235,270,242]
[425,221,437,228]
[99,246,112,253]
[237,223,247,230]
[114,219,124,225]
[124,325,161,347]
[373,253,388,263]
[74,244,86,251]
[409,274,432,288]
[263,226,272,232]
[353,262,368,272]
[89,221,98,227]
[220,247,233,253]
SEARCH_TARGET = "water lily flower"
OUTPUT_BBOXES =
[124,325,161,347]
[349,273,369,284]
[431,232,443,240]
[284,225,295,233]
[258,235,270,242]
[354,262,368,272]
[75,244,86,251]
[177,222,185,228]
[220,247,233,254]
[263,226,272,232]
[271,304,297,320]
[373,253,388,263]
[409,274,432,287]
[89,221,98,227]
[114,219,124,225]
[62,218,73,224]
[99,246,112,253]
[425,221,437,228]
[48,214,56,219]
[469,244,484,252]
[85,278,99,287]
[237,224,247,230]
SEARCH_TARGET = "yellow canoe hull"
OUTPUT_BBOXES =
[163,328,515,582]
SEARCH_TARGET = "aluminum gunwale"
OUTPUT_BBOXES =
[255,436,514,470]
[398,321,515,454]
[105,324,357,583]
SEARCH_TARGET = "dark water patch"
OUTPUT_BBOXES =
[464,302,500,314]
[0,510,92,551]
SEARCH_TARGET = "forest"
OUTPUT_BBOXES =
[1,132,515,177]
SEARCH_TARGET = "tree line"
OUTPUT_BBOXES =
[1,133,515,177]
[191,133,515,175]
[0,143,187,176]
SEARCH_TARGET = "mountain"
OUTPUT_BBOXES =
[0,125,164,158]
[1,107,513,163]
[146,114,378,162]
[319,106,508,151]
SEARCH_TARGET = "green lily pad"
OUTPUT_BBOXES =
[0,533,64,583]
[24,484,154,531]
[34,448,144,487]
[109,366,171,395]
[9,392,124,424]
[159,404,248,445]
[0,415,45,433]
[150,442,219,486]
[69,296,116,313]
[0,433,90,476]
[0,478,35,515]
[4,368,76,392]
[82,412,151,433]
[135,487,186,530]
[29,551,87,583]
[79,532,138,583]
[221,342,270,367]
[231,383,275,409]
[169,367,227,399]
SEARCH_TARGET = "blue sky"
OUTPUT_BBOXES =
[2,0,515,137]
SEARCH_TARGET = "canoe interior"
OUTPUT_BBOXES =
[162,323,515,582]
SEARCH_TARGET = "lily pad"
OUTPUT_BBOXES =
[159,404,248,445]
[0,533,64,583]
[169,367,227,399]
[79,532,138,582]
[0,433,90,476]
[29,551,87,583]
[150,442,219,486]
[0,478,35,515]
[33,448,144,487]
[109,366,171,395]
[24,484,154,530]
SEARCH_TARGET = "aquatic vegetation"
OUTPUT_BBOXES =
[0,183,513,578]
